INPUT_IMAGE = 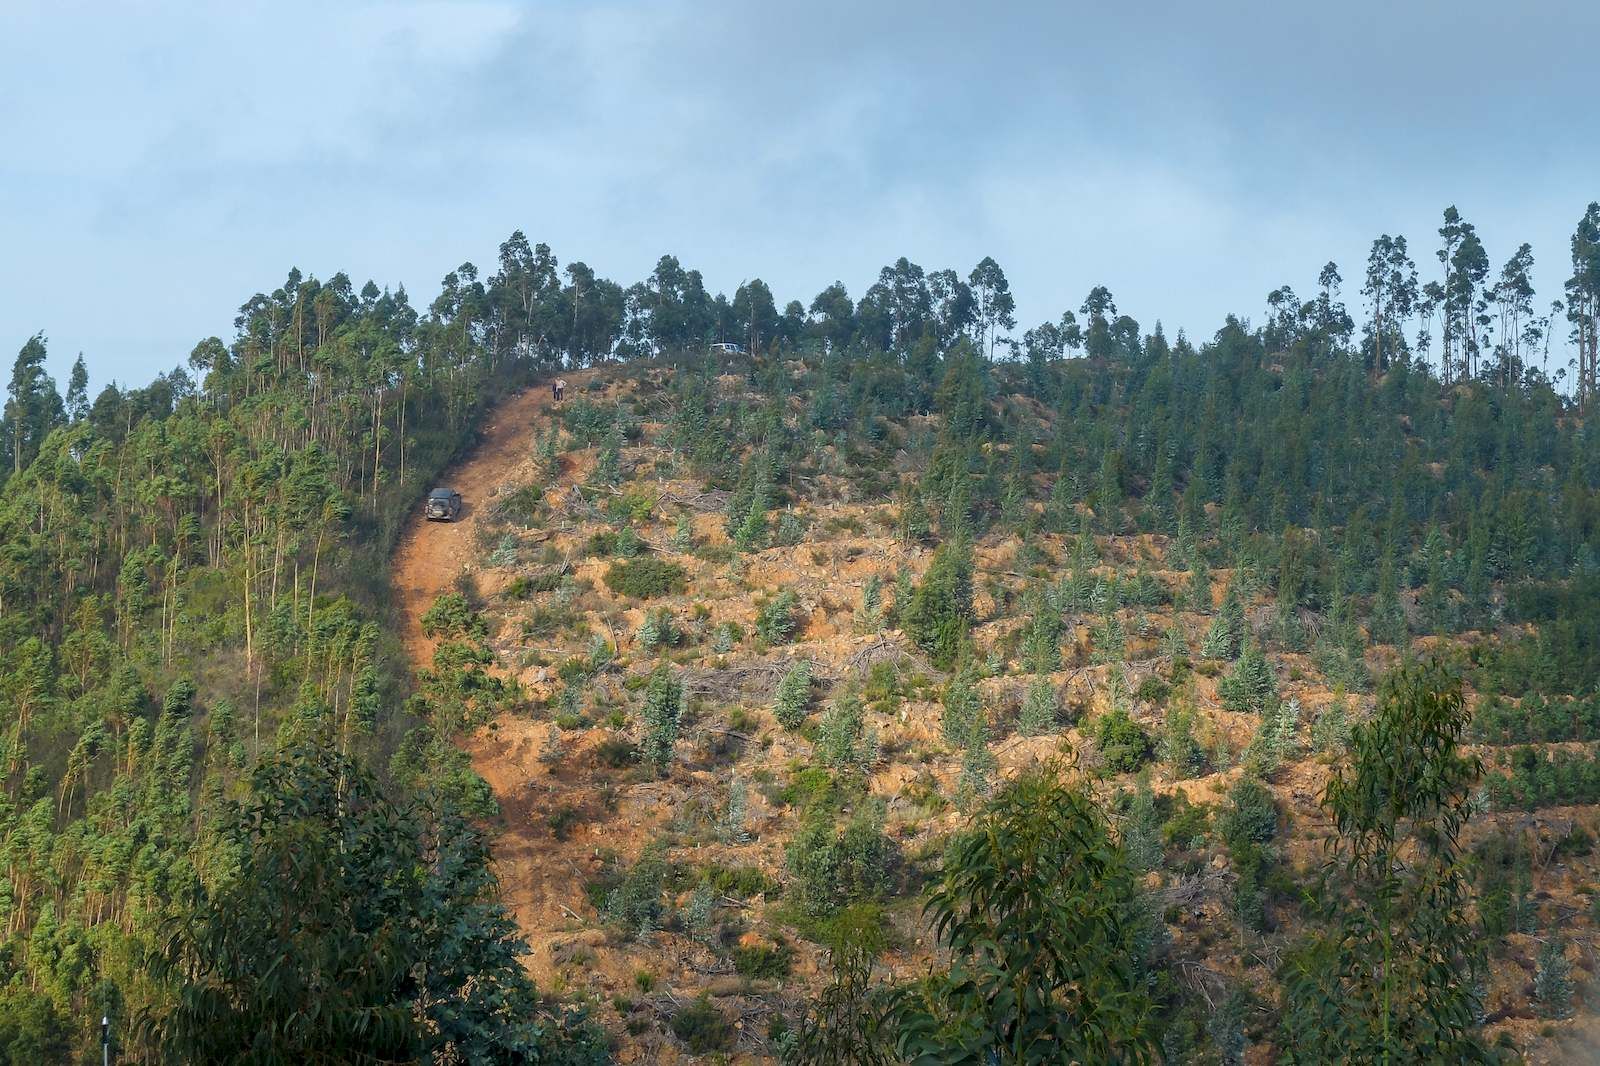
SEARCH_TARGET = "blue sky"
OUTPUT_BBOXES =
[3,0,1597,390]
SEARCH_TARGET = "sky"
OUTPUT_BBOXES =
[3,0,1599,390]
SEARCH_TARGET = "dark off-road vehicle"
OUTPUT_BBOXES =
[425,488,463,521]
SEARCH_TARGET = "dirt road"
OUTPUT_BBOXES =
[391,382,563,663]
[389,375,609,986]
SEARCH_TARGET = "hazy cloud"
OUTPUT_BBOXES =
[3,0,1597,385]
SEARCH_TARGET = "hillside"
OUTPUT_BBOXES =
[396,354,1600,1064]
[3,220,1600,1063]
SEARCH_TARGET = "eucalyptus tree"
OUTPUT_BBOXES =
[1361,235,1418,372]
[3,333,64,479]
[1278,661,1490,1064]
[1565,201,1600,406]
[968,256,1017,361]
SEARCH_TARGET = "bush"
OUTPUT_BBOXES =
[639,668,683,770]
[890,763,1157,1063]
[1219,641,1276,714]
[1201,582,1246,660]
[816,695,878,775]
[942,669,983,747]
[420,592,486,640]
[596,736,637,768]
[1309,701,1351,754]
[671,996,735,1053]
[1161,793,1211,851]
[637,608,679,653]
[756,589,800,644]
[603,557,686,599]
[603,843,669,937]
[1534,935,1573,1019]
[901,539,975,668]
[733,940,795,979]
[1017,677,1059,736]
[1094,706,1153,774]
[1159,703,1208,778]
[1135,676,1171,706]
[1243,698,1301,777]
[1218,777,1278,931]
[701,864,779,898]
[504,569,563,600]
[490,482,544,526]
[785,803,895,918]
[773,661,813,729]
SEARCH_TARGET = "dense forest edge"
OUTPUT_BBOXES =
[1,201,1600,1062]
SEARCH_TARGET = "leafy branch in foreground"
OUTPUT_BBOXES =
[137,742,607,1064]
[1278,660,1493,1064]
[891,761,1156,1064]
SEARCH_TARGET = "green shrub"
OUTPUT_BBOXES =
[1135,676,1171,706]
[1309,701,1351,754]
[1158,702,1208,778]
[733,940,795,979]
[639,668,683,769]
[816,695,878,775]
[420,592,486,640]
[1243,698,1301,777]
[1218,777,1278,931]
[941,669,983,747]
[862,660,908,713]
[603,843,669,937]
[637,608,679,653]
[504,569,563,600]
[1219,640,1277,714]
[756,589,800,644]
[1017,677,1059,736]
[701,865,779,898]
[901,539,975,668]
[604,557,686,599]
[596,736,637,768]
[1094,706,1153,774]
[1160,793,1211,851]
[605,489,655,524]
[671,996,734,1053]
[547,805,580,841]
[773,661,813,729]
[1534,936,1573,1019]
[490,482,544,526]
[785,803,895,918]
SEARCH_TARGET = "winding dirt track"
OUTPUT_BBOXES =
[391,383,559,664]
[390,377,594,978]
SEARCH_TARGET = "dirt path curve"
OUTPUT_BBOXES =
[390,374,599,983]
[391,380,567,665]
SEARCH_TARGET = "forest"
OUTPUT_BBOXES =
[1,200,1600,1063]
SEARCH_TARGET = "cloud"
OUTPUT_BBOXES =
[2,0,1598,386]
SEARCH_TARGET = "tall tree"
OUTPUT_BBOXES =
[731,278,779,353]
[3,333,64,478]
[1310,261,1354,353]
[1081,286,1118,359]
[1361,236,1419,373]
[926,268,975,349]
[1435,206,1490,383]
[1565,201,1600,406]
[64,354,90,422]
[968,257,1016,361]
[808,281,856,352]
[1490,243,1537,388]
[140,743,598,1064]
